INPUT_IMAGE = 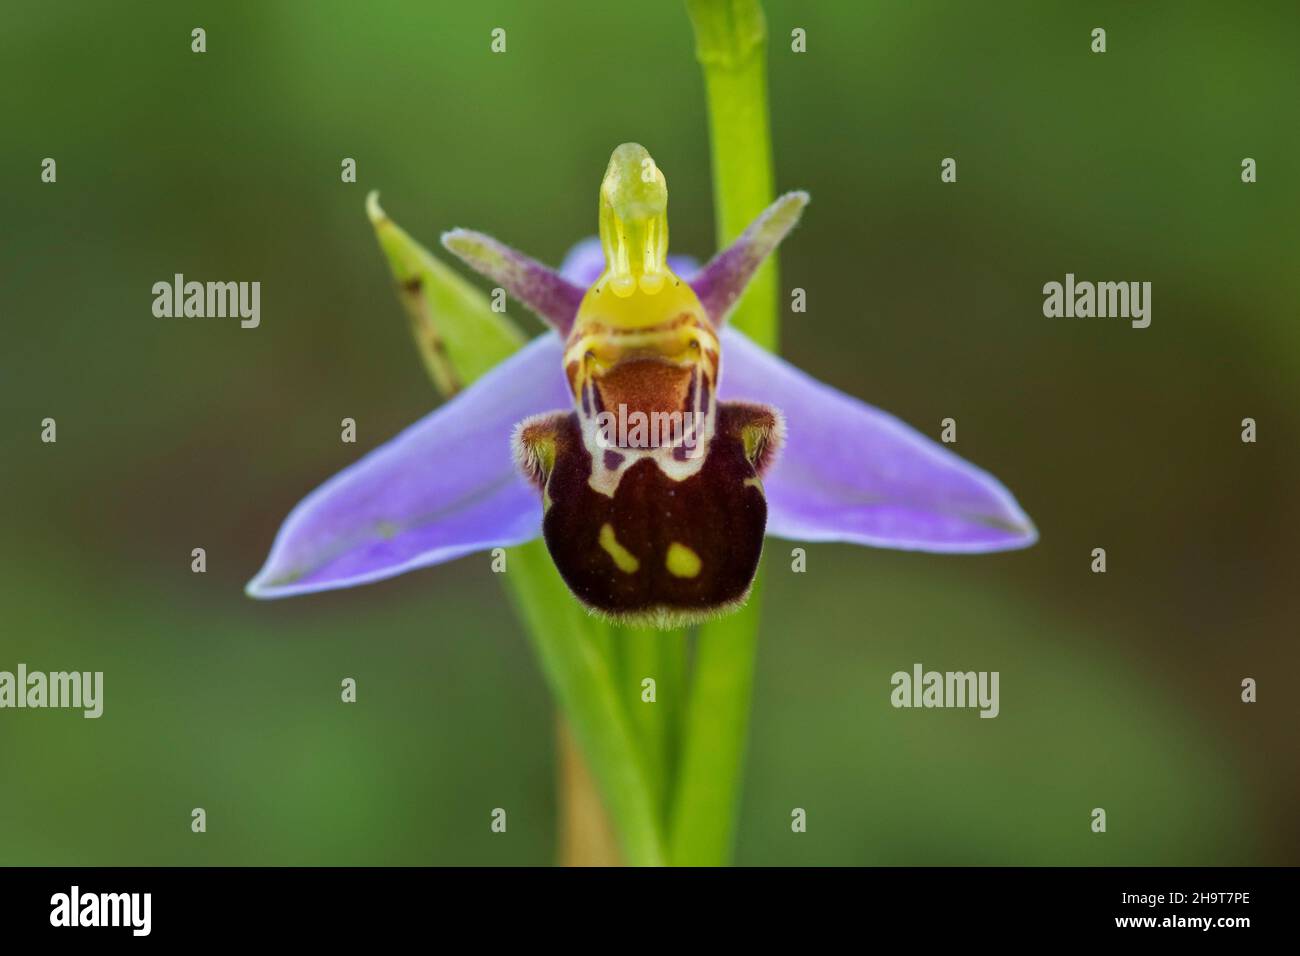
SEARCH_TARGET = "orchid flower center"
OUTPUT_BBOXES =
[565,144,720,477]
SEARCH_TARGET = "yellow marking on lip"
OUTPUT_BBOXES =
[575,278,705,332]
[665,542,702,578]
[599,523,640,574]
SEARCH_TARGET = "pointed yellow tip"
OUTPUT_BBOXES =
[440,228,470,254]
[598,143,671,295]
[439,230,502,278]
[366,190,386,226]
[771,191,810,228]
[782,190,811,210]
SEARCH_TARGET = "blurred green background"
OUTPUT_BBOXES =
[2,0,1297,865]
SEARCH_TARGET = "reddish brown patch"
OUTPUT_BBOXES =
[594,359,692,419]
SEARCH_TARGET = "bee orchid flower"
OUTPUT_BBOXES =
[247,143,1036,624]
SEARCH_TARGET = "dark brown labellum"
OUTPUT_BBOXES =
[516,403,781,626]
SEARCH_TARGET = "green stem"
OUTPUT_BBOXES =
[671,0,778,866]
[505,541,667,866]
[670,582,763,864]
[687,0,778,349]
[618,626,687,823]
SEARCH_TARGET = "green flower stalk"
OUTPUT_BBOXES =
[688,0,780,350]
[670,0,778,867]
